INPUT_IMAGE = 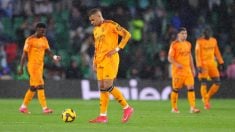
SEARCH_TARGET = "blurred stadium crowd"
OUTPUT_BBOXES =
[0,0,234,80]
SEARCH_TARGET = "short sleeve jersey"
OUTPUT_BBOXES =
[23,35,49,66]
[168,40,192,76]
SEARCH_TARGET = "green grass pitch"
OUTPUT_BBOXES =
[0,99,235,132]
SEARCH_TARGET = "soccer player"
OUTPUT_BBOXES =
[18,23,61,114]
[88,8,134,123]
[195,28,224,110]
[168,27,200,113]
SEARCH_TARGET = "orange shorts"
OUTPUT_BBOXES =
[27,64,44,86]
[198,64,219,79]
[172,74,194,89]
[96,54,119,80]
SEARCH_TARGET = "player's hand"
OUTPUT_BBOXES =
[18,67,23,76]
[175,63,183,69]
[197,67,203,73]
[92,63,97,72]
[192,68,196,77]
[53,55,61,63]
[218,64,225,71]
[106,49,118,57]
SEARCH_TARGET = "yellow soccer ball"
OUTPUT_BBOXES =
[61,108,76,122]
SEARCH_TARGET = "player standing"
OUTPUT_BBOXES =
[18,23,61,114]
[195,28,224,110]
[168,27,200,113]
[88,8,133,123]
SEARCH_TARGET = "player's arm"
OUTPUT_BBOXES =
[106,22,131,57]
[195,40,203,73]
[115,24,131,50]
[168,44,183,69]
[45,48,61,63]
[214,40,224,70]
[214,40,224,64]
[190,54,196,76]
[18,51,27,75]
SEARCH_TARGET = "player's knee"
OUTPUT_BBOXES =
[100,85,114,92]
[212,77,221,85]
[29,86,37,92]
[37,85,44,90]
[200,78,207,85]
[172,88,179,93]
[188,89,194,92]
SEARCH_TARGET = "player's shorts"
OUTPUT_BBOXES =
[27,64,44,86]
[198,64,220,79]
[96,54,119,80]
[172,74,194,89]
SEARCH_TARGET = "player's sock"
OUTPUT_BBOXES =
[99,91,109,116]
[37,88,47,108]
[200,84,207,102]
[109,86,128,108]
[22,88,36,107]
[208,84,219,100]
[171,90,178,109]
[187,89,196,108]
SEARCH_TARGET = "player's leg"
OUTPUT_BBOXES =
[19,86,36,114]
[208,67,221,99]
[19,67,37,114]
[89,67,109,123]
[208,77,220,100]
[199,78,210,109]
[171,77,182,113]
[37,85,53,114]
[171,88,180,113]
[185,76,200,113]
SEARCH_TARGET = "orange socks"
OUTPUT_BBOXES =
[99,91,109,115]
[110,87,128,109]
[171,91,178,109]
[37,89,47,109]
[208,84,220,100]
[22,89,36,107]
[200,84,208,103]
[187,90,196,108]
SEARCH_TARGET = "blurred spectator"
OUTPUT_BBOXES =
[34,0,53,16]
[130,12,144,45]
[223,45,234,68]
[0,66,12,80]
[152,49,169,80]
[226,58,235,79]
[66,59,82,79]
[0,44,7,68]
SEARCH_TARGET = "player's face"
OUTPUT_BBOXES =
[36,27,46,37]
[177,30,187,41]
[89,12,102,26]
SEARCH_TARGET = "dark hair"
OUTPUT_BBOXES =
[88,8,101,16]
[177,27,187,33]
[36,23,46,28]
[203,27,211,39]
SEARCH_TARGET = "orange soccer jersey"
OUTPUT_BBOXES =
[23,35,50,86]
[195,37,224,78]
[168,40,194,88]
[93,20,131,80]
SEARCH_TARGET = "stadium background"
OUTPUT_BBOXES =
[0,0,234,99]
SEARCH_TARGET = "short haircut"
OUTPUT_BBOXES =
[36,23,46,28]
[177,27,187,33]
[88,8,101,17]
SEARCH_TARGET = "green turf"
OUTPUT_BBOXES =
[0,99,234,132]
